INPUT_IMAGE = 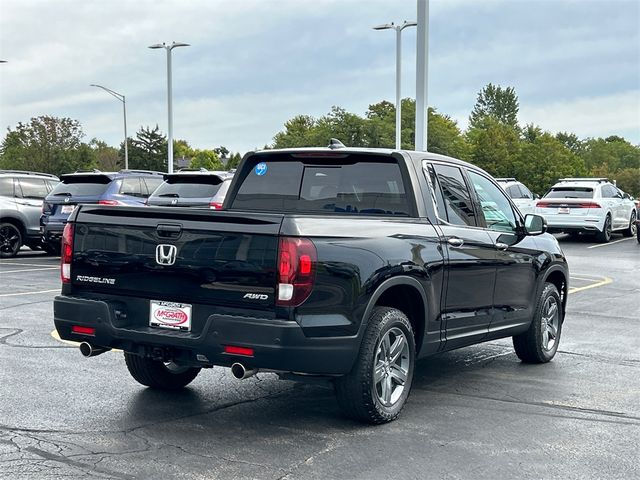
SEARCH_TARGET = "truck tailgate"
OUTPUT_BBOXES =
[70,205,283,309]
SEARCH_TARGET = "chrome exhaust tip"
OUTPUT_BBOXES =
[230,362,258,380]
[79,342,110,358]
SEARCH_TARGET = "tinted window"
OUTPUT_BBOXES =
[0,178,14,197]
[231,155,411,216]
[544,187,593,199]
[431,164,476,226]
[151,176,224,199]
[17,178,49,199]
[50,179,111,197]
[120,177,142,197]
[468,171,517,233]
[143,177,164,195]
[506,185,521,199]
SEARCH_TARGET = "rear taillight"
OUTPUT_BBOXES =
[276,237,317,306]
[98,200,123,206]
[61,223,74,283]
[577,202,601,208]
[209,201,223,210]
[536,201,552,208]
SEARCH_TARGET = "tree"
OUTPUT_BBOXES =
[226,152,242,169]
[466,116,521,177]
[272,115,318,148]
[127,125,168,171]
[427,107,469,159]
[0,116,95,175]
[189,150,223,170]
[469,83,519,130]
[89,139,121,171]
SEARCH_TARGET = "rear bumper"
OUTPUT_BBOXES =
[42,222,65,243]
[543,214,605,233]
[53,295,360,375]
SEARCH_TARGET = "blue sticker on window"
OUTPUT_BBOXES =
[255,162,267,176]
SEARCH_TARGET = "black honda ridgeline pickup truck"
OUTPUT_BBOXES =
[54,145,568,424]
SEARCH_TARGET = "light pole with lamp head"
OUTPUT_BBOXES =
[148,41,190,174]
[373,20,417,150]
[90,84,128,169]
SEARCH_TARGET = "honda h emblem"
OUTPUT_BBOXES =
[155,244,177,266]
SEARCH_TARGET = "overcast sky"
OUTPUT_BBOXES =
[1,0,638,154]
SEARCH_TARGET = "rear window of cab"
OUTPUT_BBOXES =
[230,153,412,216]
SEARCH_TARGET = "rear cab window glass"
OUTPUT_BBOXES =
[230,154,412,216]
[51,175,111,197]
[429,164,476,226]
[544,187,594,199]
[151,176,224,199]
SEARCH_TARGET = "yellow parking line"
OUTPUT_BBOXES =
[568,276,613,294]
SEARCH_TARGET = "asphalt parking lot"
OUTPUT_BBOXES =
[0,235,638,480]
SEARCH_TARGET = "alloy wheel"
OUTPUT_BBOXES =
[540,296,560,351]
[0,224,21,255]
[373,327,410,407]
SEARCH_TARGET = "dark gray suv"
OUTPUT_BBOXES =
[0,170,59,257]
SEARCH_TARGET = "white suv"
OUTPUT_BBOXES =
[495,178,537,216]
[536,178,637,242]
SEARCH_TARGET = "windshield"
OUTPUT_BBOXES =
[230,154,411,216]
[151,176,224,199]
[544,187,594,199]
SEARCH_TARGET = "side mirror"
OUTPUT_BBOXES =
[524,214,547,236]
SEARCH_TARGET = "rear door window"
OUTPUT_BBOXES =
[17,178,49,199]
[230,155,411,216]
[0,177,15,197]
[428,164,476,226]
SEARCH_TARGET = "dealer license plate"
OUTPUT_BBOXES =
[61,205,75,214]
[149,300,192,331]
[558,207,570,214]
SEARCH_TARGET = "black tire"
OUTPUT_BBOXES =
[334,306,415,424]
[124,353,201,390]
[595,214,612,243]
[513,283,563,363]
[0,222,23,258]
[622,210,636,237]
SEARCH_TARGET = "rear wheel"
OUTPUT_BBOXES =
[334,307,415,424]
[595,215,612,243]
[622,210,636,237]
[0,223,22,258]
[513,283,563,363]
[124,353,201,390]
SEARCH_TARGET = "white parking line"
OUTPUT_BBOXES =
[0,289,59,297]
[587,237,634,249]
[0,262,58,267]
[0,267,59,274]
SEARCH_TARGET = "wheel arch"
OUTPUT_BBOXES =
[0,215,26,237]
[360,276,428,355]
[542,266,568,322]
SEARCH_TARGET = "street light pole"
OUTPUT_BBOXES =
[415,0,430,152]
[90,84,128,169]
[373,21,417,150]
[149,41,190,174]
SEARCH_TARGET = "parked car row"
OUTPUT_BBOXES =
[0,168,236,257]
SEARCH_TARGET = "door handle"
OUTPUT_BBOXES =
[447,237,464,248]
[496,242,509,251]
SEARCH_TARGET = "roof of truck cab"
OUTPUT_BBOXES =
[250,147,480,171]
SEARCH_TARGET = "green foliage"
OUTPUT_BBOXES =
[469,83,519,130]
[127,125,168,172]
[226,152,242,169]
[0,116,95,176]
[89,139,121,171]
[466,117,521,176]
[190,150,223,170]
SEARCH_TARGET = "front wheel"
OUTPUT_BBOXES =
[595,215,612,243]
[622,210,637,237]
[124,353,201,390]
[0,223,22,258]
[513,283,563,363]
[334,307,415,424]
